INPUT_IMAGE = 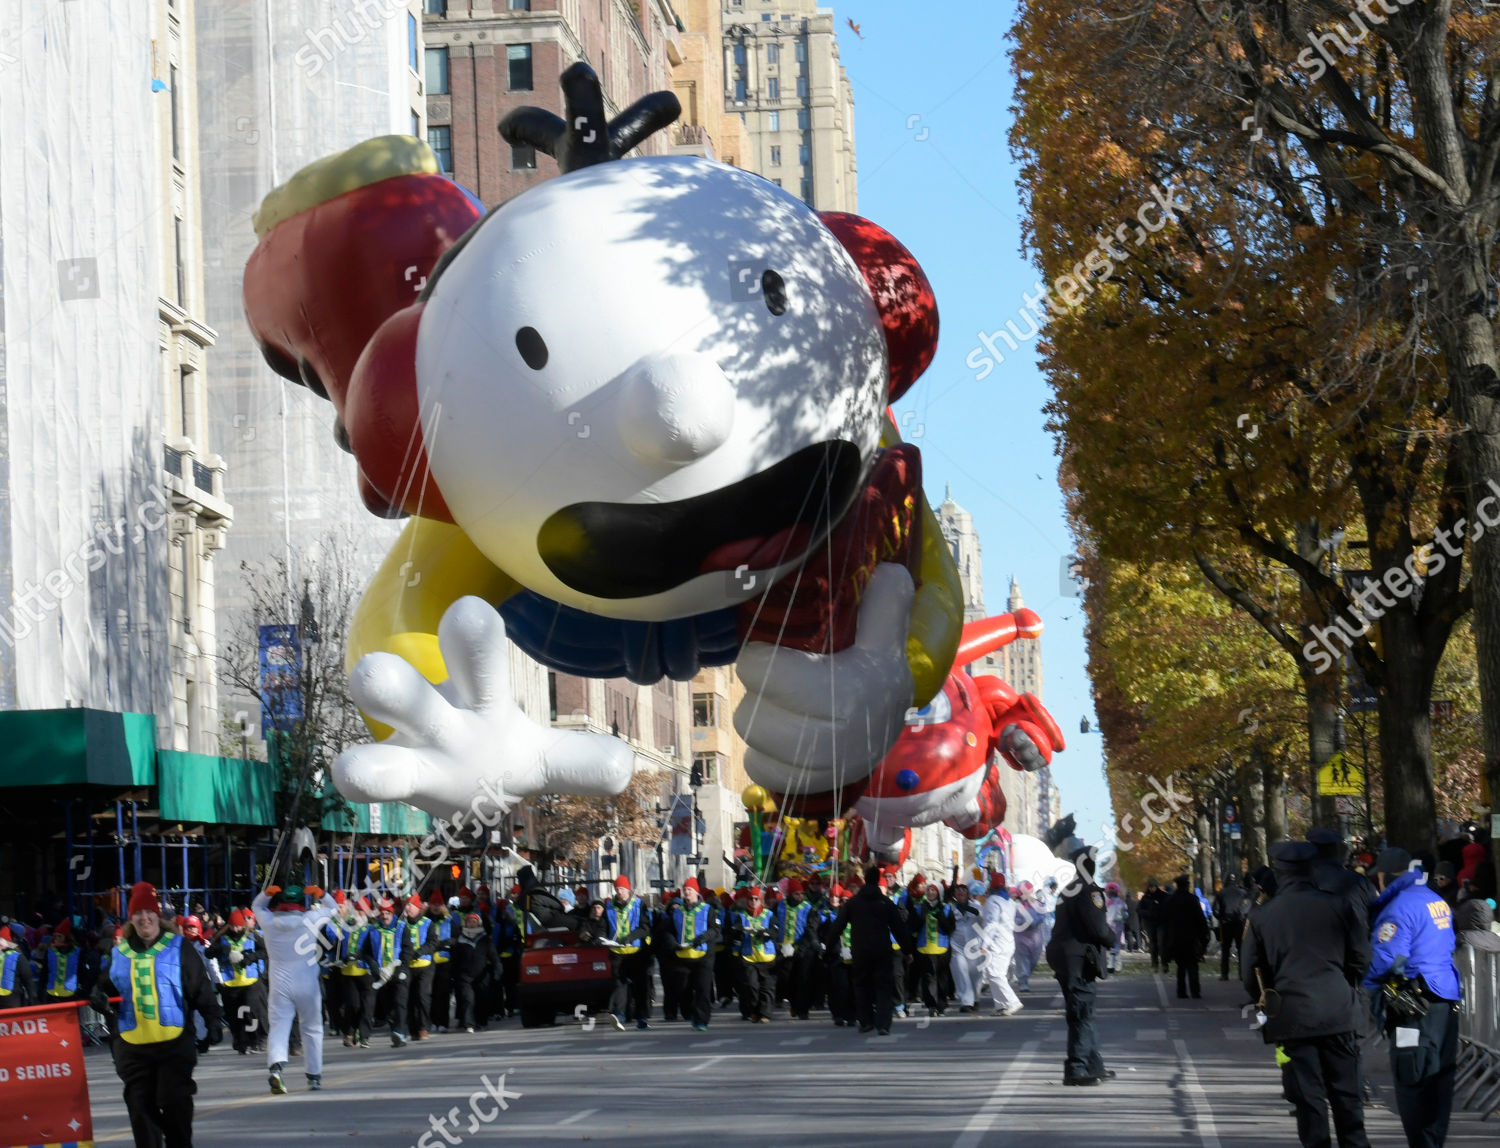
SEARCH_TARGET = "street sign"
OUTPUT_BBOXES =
[1229,826,1241,839]
[1431,699,1454,722]
[1317,752,1364,796]
[1344,654,1378,712]
[1224,803,1238,824]
[1334,796,1357,815]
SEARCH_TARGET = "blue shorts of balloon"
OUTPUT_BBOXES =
[242,64,962,824]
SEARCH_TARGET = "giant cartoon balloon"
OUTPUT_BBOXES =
[242,64,958,822]
[855,611,1066,860]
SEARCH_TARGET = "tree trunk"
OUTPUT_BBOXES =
[1306,669,1343,833]
[1243,757,1267,871]
[1374,606,1440,852]
[1195,809,1214,891]
[1263,755,1288,845]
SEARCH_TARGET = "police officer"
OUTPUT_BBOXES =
[1308,828,1375,927]
[1365,847,1462,1148]
[831,866,913,1035]
[1045,844,1116,1085]
[1241,841,1371,1148]
[92,882,222,1148]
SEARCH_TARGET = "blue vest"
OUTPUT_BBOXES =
[45,947,81,995]
[670,902,713,958]
[1366,872,1462,1001]
[733,908,776,962]
[0,950,24,994]
[430,915,453,963]
[774,901,814,944]
[221,933,262,987]
[604,899,644,954]
[493,908,524,956]
[111,936,188,1044]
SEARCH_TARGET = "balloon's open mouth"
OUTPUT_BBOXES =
[537,440,865,600]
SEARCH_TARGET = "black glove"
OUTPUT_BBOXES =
[197,1037,210,1053]
[208,1021,223,1046]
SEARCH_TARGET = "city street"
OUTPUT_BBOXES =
[83,961,1496,1146]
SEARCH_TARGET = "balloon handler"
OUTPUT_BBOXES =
[241,62,963,827]
[92,882,223,1148]
[253,883,339,1093]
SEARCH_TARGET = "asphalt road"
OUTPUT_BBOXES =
[83,957,1496,1146]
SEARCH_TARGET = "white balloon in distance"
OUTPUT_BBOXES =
[1008,833,1079,890]
[415,155,889,623]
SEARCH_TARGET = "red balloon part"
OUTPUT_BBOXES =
[344,303,453,523]
[243,172,481,414]
[819,211,939,403]
[999,719,1053,772]
[1016,692,1066,752]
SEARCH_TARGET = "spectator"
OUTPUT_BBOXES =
[1455,899,1500,953]
[1139,877,1169,971]
[1163,874,1210,999]
[1212,874,1253,982]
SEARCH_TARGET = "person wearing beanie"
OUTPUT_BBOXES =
[0,924,38,1009]
[1044,847,1117,1085]
[450,912,498,1032]
[1138,875,1170,972]
[728,885,779,1023]
[979,873,1023,1017]
[665,877,720,1031]
[91,881,222,1145]
[252,880,338,1093]
[325,895,374,1049]
[947,881,984,1010]
[771,878,821,1020]
[1366,847,1462,1147]
[207,908,268,1054]
[906,880,956,1017]
[714,890,738,1010]
[40,917,96,1006]
[358,897,407,1043]
[393,893,441,1042]
[490,888,525,1023]
[602,874,652,1031]
[827,866,913,1035]
[426,892,457,1033]
[1241,840,1372,1147]
[1211,873,1255,983]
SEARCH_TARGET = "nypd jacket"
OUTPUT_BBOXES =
[1044,880,1115,980]
[1365,871,1461,1001]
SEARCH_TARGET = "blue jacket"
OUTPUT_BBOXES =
[1365,871,1461,1001]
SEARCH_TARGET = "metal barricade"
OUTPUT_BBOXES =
[1455,945,1500,1120]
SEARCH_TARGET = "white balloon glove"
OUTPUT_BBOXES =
[335,596,638,823]
[734,564,916,795]
[780,942,795,958]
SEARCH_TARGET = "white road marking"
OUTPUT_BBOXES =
[686,1055,724,1073]
[1219,1028,1258,1041]
[557,1108,598,1126]
[952,1039,1040,1148]
[957,1031,994,1043]
[689,1038,739,1049]
[1174,1038,1222,1148]
[779,1036,823,1046]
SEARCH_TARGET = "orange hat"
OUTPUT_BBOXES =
[613,875,631,892]
[305,885,324,900]
[128,882,160,916]
[181,915,202,938]
[334,890,347,906]
[228,909,247,928]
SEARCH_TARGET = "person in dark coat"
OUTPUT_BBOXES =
[1455,898,1500,953]
[1045,845,1117,1085]
[1163,874,1210,999]
[1308,828,1375,929]
[1241,841,1371,1148]
[1138,877,1169,971]
[1212,874,1254,981]
[447,913,497,1033]
[829,867,912,1035]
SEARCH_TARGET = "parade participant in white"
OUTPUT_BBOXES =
[251,884,338,1094]
[981,874,1024,1015]
[949,881,986,1011]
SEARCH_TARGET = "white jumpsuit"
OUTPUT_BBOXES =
[949,900,985,1007]
[980,893,1023,1013]
[253,891,338,1078]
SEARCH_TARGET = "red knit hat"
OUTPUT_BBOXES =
[378,897,396,913]
[575,885,588,901]
[748,885,764,901]
[831,885,849,898]
[459,887,475,900]
[428,891,446,907]
[54,919,73,939]
[128,882,160,916]
[334,890,347,906]
[613,875,631,892]
[989,872,1007,892]
[181,915,202,938]
[356,897,372,914]
[228,909,247,928]
[0,926,12,944]
[510,884,522,898]
[785,878,804,895]
[683,877,701,895]
[406,894,424,910]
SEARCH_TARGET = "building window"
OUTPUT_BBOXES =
[797,108,810,130]
[178,365,193,439]
[508,44,533,91]
[761,12,771,20]
[733,43,746,68]
[692,693,720,728]
[174,217,186,305]
[767,43,779,64]
[773,177,782,187]
[408,13,418,71]
[425,46,449,94]
[801,177,811,202]
[424,0,447,13]
[734,79,746,101]
[799,143,810,164]
[767,110,780,131]
[767,77,779,99]
[169,64,182,161]
[509,0,531,8]
[694,752,725,786]
[796,40,807,63]
[428,125,453,174]
[796,76,808,99]
[411,108,421,136]
[511,141,537,169]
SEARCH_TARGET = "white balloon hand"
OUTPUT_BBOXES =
[733,563,916,795]
[334,596,637,822]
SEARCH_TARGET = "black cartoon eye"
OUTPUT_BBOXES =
[516,326,549,369]
[762,270,788,316]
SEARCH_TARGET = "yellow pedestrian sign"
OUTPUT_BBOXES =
[1317,753,1363,796]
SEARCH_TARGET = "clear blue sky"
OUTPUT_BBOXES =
[836,0,1112,844]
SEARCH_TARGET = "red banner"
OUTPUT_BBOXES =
[0,1000,93,1148]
